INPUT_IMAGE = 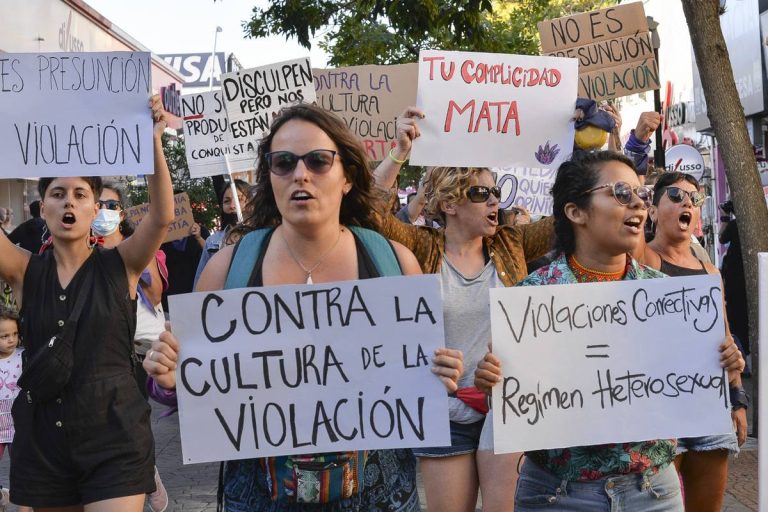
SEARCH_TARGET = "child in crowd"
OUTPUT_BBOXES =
[0,307,27,512]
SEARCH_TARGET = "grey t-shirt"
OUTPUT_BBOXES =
[440,255,503,423]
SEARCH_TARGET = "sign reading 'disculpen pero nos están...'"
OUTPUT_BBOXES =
[220,57,316,168]
[409,50,577,170]
[0,52,154,178]
[169,274,451,464]
[490,274,733,454]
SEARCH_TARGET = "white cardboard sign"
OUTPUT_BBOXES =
[180,90,254,177]
[490,274,733,454]
[410,50,577,169]
[220,57,316,167]
[494,167,557,216]
[169,275,451,464]
[0,52,154,178]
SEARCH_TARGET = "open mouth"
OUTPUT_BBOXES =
[487,211,498,225]
[62,212,76,225]
[291,191,313,201]
[679,212,692,230]
[624,215,643,232]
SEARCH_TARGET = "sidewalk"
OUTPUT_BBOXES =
[0,399,759,511]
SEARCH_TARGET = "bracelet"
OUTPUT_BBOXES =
[729,386,750,410]
[388,148,408,165]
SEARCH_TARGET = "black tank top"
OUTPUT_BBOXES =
[659,256,708,277]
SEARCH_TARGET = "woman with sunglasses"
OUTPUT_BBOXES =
[0,95,174,511]
[144,103,463,511]
[637,171,745,512]
[193,179,250,288]
[474,152,743,511]
[373,108,553,512]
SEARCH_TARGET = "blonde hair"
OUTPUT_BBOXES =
[424,167,492,223]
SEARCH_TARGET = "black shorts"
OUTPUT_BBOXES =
[10,374,156,506]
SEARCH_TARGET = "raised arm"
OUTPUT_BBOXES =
[0,229,31,300]
[118,94,174,283]
[373,106,424,192]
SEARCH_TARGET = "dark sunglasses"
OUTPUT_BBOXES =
[580,181,653,208]
[264,150,337,176]
[98,199,123,210]
[664,186,705,207]
[467,186,501,203]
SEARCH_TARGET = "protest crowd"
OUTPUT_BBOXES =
[0,1,762,512]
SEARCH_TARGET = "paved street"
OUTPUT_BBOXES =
[0,399,759,511]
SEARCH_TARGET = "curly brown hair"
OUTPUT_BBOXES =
[424,167,493,223]
[233,103,381,237]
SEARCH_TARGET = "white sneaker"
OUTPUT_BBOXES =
[147,467,168,512]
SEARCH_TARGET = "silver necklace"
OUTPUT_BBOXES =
[281,227,343,284]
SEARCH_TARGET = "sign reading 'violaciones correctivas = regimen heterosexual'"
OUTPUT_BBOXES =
[0,52,154,178]
[169,275,451,464]
[490,274,733,454]
[409,50,577,170]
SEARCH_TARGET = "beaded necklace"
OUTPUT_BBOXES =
[568,254,629,283]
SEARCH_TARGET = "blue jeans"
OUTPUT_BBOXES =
[515,459,683,512]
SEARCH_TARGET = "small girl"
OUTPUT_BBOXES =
[0,307,23,512]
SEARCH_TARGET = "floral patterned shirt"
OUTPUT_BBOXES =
[521,253,677,481]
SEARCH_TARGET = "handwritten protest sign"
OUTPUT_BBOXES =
[220,57,316,167]
[0,52,153,178]
[181,91,253,177]
[494,167,556,216]
[314,64,417,161]
[490,274,733,453]
[124,192,194,243]
[538,3,659,101]
[169,275,451,464]
[410,50,577,169]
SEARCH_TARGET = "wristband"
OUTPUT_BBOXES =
[388,148,408,165]
[729,386,749,410]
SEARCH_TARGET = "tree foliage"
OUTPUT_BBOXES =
[244,0,617,66]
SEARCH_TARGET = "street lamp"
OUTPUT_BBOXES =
[209,26,223,90]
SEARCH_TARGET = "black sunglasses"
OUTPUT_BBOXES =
[264,150,337,176]
[580,181,653,208]
[98,199,123,211]
[664,187,705,207]
[468,186,501,203]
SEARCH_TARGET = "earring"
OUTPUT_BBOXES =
[40,225,49,244]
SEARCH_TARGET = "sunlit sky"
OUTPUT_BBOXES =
[86,0,330,69]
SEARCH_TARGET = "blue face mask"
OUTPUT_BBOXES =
[92,208,121,236]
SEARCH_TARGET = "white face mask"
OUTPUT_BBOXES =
[92,208,121,236]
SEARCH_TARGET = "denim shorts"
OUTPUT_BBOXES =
[676,432,739,455]
[412,419,484,458]
[515,459,683,512]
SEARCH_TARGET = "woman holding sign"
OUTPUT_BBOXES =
[373,108,554,512]
[639,171,746,512]
[145,103,464,511]
[0,96,174,510]
[474,151,743,511]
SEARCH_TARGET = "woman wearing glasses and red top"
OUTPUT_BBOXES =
[474,152,743,511]
[144,103,463,511]
[374,108,553,512]
[637,171,746,512]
